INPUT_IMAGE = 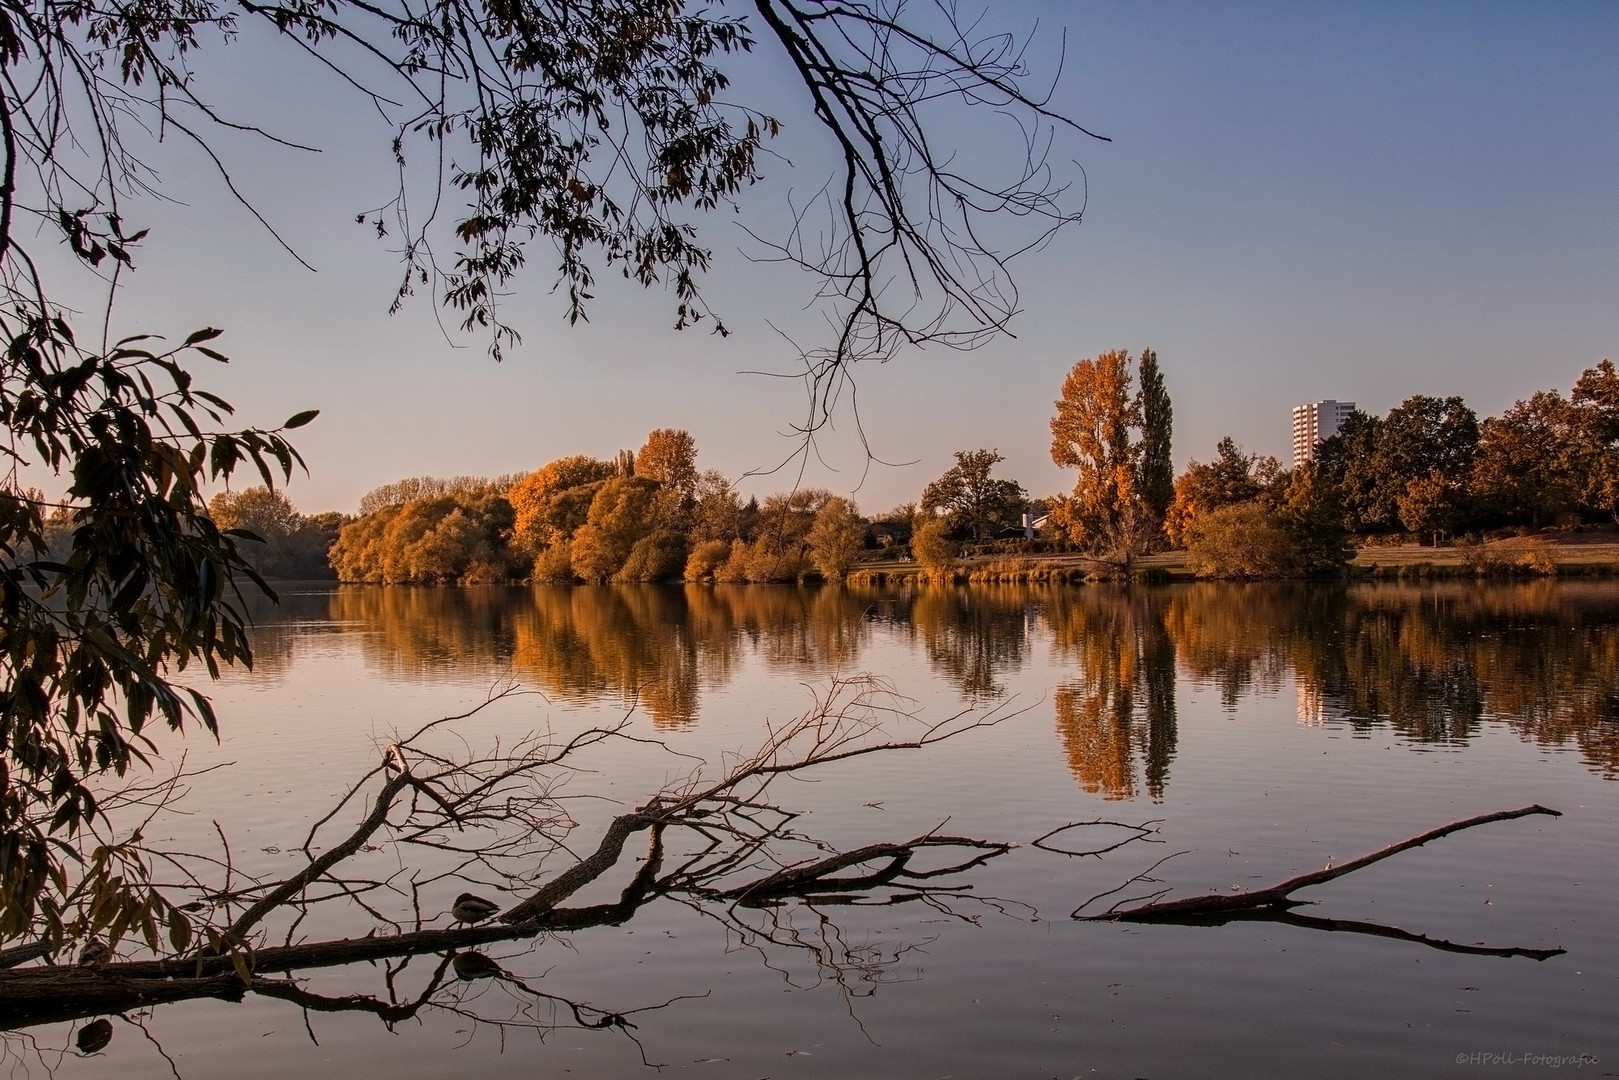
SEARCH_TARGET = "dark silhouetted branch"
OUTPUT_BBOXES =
[1081,805,1562,922]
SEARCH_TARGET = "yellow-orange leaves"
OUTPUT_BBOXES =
[1050,350,1137,544]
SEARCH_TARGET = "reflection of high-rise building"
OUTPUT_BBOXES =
[1291,400,1356,467]
[1296,683,1346,727]
[1297,684,1326,727]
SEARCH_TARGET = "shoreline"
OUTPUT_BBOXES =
[305,535,1619,587]
[848,535,1619,585]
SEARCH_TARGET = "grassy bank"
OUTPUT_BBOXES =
[847,551,1191,585]
[846,534,1619,585]
[1352,535,1619,579]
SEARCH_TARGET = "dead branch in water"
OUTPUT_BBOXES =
[1260,909,1564,961]
[1078,805,1562,922]
[1033,820,1164,858]
[719,832,1013,906]
[0,676,1024,1033]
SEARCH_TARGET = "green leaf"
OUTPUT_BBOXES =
[229,946,253,987]
[283,409,319,430]
[169,910,192,954]
[182,328,224,346]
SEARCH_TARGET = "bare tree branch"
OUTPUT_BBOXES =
[1080,805,1562,922]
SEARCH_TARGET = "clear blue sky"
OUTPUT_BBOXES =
[90,0,1619,515]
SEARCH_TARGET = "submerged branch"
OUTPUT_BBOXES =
[0,677,1021,1033]
[500,811,658,923]
[1111,905,1564,962]
[1081,805,1562,922]
[720,834,1012,906]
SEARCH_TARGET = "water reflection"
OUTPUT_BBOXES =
[907,586,1033,701]
[288,581,1619,781]
[1290,583,1619,774]
[326,585,881,725]
[1047,588,1177,801]
[1048,582,1619,788]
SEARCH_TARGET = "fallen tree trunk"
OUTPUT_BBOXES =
[1082,804,1561,921]
[0,816,1011,1029]
[0,943,51,971]
[0,968,251,1028]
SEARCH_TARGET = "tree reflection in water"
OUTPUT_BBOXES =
[14,582,1608,1072]
[905,585,1034,701]
[319,581,1619,783]
[327,585,881,726]
[1051,582,1619,794]
[1048,587,1178,801]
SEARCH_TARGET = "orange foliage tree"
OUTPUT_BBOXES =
[1049,350,1139,547]
[807,496,866,581]
[508,455,617,555]
[569,477,685,583]
[634,429,699,500]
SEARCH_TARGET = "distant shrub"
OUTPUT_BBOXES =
[684,539,732,582]
[532,540,576,583]
[912,519,958,570]
[1458,541,1509,576]
[1457,537,1558,577]
[714,540,752,583]
[615,530,688,582]
[1186,503,1298,580]
[962,559,1090,584]
[1512,537,1558,576]
[745,540,805,583]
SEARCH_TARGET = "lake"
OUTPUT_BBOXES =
[19,582,1619,1079]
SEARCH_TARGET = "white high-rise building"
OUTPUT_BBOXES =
[1291,400,1356,467]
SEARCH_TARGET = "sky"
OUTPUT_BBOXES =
[63,0,1619,515]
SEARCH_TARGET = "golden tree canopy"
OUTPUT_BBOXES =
[1049,350,1138,543]
[634,429,699,498]
[807,496,865,581]
[509,455,617,552]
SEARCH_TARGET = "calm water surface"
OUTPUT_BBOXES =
[28,582,1619,1079]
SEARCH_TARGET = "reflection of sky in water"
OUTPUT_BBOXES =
[91,581,1619,1080]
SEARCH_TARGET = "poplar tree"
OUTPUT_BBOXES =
[1135,349,1175,530]
[1050,348,1176,558]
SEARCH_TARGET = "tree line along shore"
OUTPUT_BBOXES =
[181,354,1619,584]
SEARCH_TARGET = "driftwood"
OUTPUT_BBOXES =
[0,678,1027,1033]
[721,833,1012,906]
[1081,804,1562,922]
[0,943,52,970]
